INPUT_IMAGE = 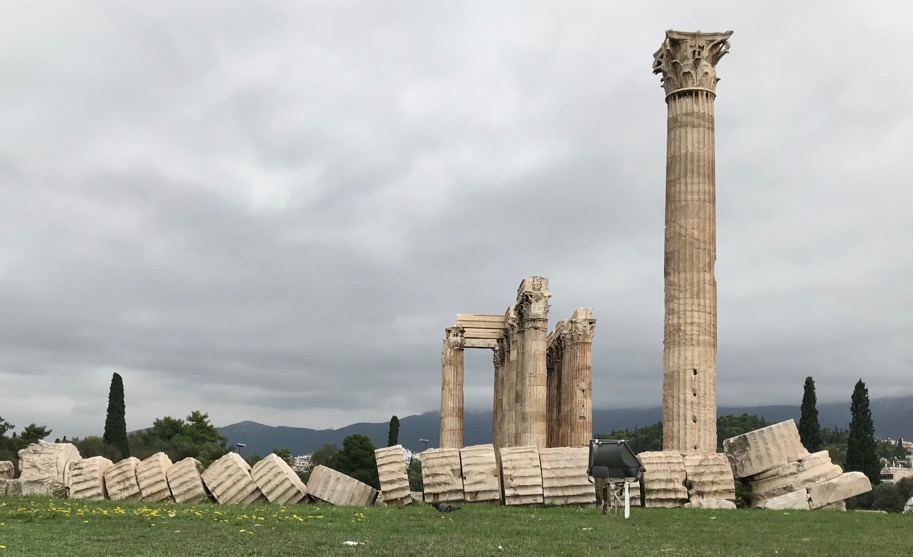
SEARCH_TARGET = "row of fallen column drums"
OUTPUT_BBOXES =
[376,444,596,507]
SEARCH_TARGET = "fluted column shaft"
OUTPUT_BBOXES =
[654,30,731,453]
[492,339,506,448]
[559,313,595,448]
[440,327,465,448]
[515,277,550,449]
[546,343,562,447]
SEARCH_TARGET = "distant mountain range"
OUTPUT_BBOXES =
[219,395,913,458]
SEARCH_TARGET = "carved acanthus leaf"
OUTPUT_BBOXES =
[653,30,732,97]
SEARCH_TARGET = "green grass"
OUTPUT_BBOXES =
[1,497,911,557]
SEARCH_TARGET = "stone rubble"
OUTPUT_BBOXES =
[723,420,808,479]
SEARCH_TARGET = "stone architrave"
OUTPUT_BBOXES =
[201,452,265,505]
[807,472,872,510]
[421,448,464,503]
[499,446,543,506]
[653,30,732,453]
[307,465,378,507]
[460,444,500,503]
[251,453,308,505]
[539,447,596,506]
[723,420,809,479]
[515,277,550,449]
[0,461,14,479]
[68,456,114,500]
[166,457,209,504]
[17,442,81,484]
[558,309,595,448]
[104,457,142,501]
[440,327,466,449]
[373,446,411,506]
[136,452,174,502]
[636,451,689,507]
[682,453,736,501]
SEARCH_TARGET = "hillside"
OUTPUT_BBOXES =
[219,395,913,458]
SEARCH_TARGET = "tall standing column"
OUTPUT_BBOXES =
[546,332,563,447]
[492,338,506,448]
[502,306,520,447]
[440,327,465,449]
[559,308,596,448]
[653,30,732,453]
[515,276,550,449]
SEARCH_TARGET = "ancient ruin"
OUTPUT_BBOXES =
[440,276,595,449]
[251,453,308,505]
[373,445,412,506]
[653,30,732,452]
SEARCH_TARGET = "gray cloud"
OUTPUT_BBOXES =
[1,1,911,438]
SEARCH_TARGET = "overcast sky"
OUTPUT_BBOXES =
[1,1,911,439]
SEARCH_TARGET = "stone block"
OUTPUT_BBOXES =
[0,461,14,479]
[307,465,377,507]
[539,447,595,506]
[166,457,209,504]
[68,456,113,500]
[749,451,842,502]
[2,479,65,498]
[17,443,81,484]
[136,452,174,502]
[104,457,142,501]
[807,472,872,510]
[723,420,809,479]
[819,501,847,511]
[421,448,464,504]
[201,452,265,505]
[0,478,7,496]
[637,451,688,507]
[373,446,411,506]
[683,452,736,500]
[251,453,307,505]
[499,446,543,506]
[460,444,500,503]
[753,488,809,510]
[684,497,737,509]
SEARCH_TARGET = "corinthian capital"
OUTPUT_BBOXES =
[443,326,465,351]
[653,30,732,98]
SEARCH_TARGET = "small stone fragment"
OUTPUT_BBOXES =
[0,461,14,479]
[684,497,737,509]
[753,488,809,510]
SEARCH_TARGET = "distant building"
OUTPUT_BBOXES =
[292,454,311,473]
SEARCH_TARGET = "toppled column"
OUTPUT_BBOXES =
[136,452,174,502]
[374,446,411,506]
[749,451,841,504]
[421,448,464,503]
[307,465,378,506]
[499,446,543,505]
[539,447,595,506]
[515,277,550,449]
[440,327,465,449]
[653,30,732,453]
[17,442,81,484]
[166,457,209,504]
[104,457,142,501]
[68,456,113,500]
[251,453,308,504]
[460,444,500,502]
[201,452,265,505]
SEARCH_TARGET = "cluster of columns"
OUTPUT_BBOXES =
[653,30,732,453]
[439,277,596,450]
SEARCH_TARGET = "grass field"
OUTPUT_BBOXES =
[1,497,911,557]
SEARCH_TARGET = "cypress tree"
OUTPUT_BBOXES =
[103,372,130,459]
[798,376,822,451]
[845,379,880,485]
[387,415,400,447]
